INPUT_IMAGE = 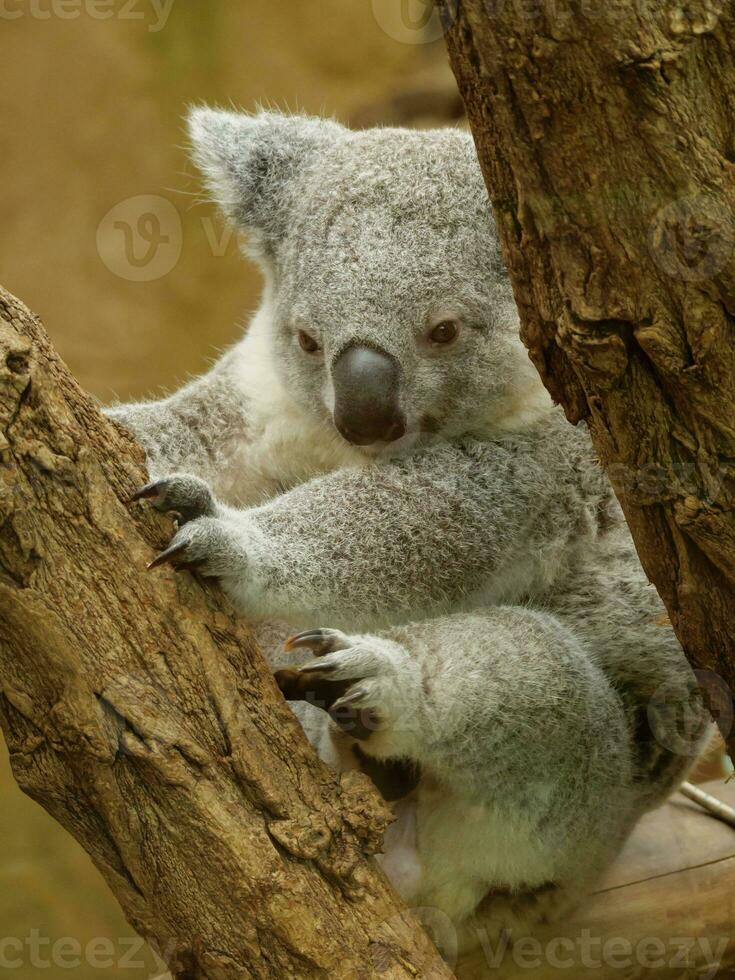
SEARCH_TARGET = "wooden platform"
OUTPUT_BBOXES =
[456,779,735,979]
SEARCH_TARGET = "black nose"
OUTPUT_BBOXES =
[331,344,406,446]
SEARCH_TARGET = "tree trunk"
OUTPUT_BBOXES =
[440,0,735,753]
[0,287,452,979]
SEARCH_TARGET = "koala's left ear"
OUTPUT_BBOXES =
[187,107,341,255]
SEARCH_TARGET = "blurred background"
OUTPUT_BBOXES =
[0,3,728,978]
[1,0,461,404]
[0,3,460,978]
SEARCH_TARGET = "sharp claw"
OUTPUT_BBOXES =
[336,687,368,707]
[298,661,337,675]
[128,480,165,504]
[147,540,189,570]
[284,629,336,655]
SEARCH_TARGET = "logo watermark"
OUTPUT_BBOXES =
[649,193,735,282]
[648,668,732,756]
[476,928,729,978]
[0,931,155,971]
[97,195,183,282]
[384,908,729,977]
[0,0,175,32]
[371,0,458,44]
[96,194,237,282]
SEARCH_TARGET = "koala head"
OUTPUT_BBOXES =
[189,108,536,451]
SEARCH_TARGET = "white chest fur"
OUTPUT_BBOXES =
[214,313,368,507]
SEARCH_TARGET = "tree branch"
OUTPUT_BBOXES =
[0,286,452,979]
[440,0,735,754]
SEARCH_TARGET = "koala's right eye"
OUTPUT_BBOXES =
[298,330,322,354]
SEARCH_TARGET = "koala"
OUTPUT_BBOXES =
[107,108,709,948]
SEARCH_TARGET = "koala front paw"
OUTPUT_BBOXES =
[130,473,217,525]
[147,515,247,577]
[276,629,421,754]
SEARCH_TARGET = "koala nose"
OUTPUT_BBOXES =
[331,344,406,445]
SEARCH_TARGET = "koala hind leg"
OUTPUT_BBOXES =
[277,608,639,928]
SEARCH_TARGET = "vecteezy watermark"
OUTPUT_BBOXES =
[371,0,458,44]
[605,458,730,509]
[648,193,735,282]
[96,194,237,282]
[384,906,729,977]
[648,668,733,756]
[475,928,729,978]
[97,195,183,282]
[0,931,151,971]
[0,0,175,32]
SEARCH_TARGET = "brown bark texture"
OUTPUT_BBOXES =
[439,0,735,751]
[0,286,452,979]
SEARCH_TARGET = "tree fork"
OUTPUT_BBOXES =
[439,0,735,752]
[0,287,452,979]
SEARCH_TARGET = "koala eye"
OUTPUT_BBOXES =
[298,330,322,354]
[427,319,460,347]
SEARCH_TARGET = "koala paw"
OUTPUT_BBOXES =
[146,515,246,577]
[276,629,419,750]
[130,473,217,525]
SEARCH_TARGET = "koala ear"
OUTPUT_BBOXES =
[187,107,340,252]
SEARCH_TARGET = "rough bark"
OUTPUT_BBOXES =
[0,287,452,979]
[440,0,735,752]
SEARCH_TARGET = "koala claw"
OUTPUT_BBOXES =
[146,540,197,571]
[128,480,163,503]
[129,474,217,525]
[334,686,369,705]
[284,628,350,655]
[145,515,245,578]
[282,631,414,744]
[299,660,338,675]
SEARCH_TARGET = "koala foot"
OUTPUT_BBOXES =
[276,629,420,751]
[145,514,247,575]
[130,474,244,575]
[129,473,217,525]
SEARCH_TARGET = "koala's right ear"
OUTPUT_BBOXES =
[187,107,341,255]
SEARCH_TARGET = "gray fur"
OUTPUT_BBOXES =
[106,109,709,945]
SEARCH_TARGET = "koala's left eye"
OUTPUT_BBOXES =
[427,320,460,346]
[298,330,322,354]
